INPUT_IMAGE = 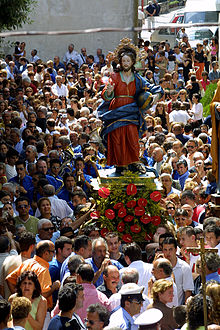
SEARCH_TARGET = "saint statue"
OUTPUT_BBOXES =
[210,80,220,193]
[98,38,163,174]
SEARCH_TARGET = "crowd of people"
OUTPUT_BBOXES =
[0,31,219,330]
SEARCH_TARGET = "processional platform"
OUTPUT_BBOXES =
[91,168,155,190]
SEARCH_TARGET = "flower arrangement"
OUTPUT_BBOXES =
[90,172,165,242]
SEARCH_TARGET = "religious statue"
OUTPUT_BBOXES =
[210,81,220,193]
[98,38,163,174]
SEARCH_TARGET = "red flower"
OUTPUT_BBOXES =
[130,224,142,233]
[122,234,133,243]
[145,232,153,241]
[90,210,100,219]
[138,198,148,207]
[151,216,161,226]
[98,187,110,198]
[113,202,124,210]
[127,200,136,208]
[134,207,145,216]
[100,228,109,237]
[126,183,137,196]
[140,214,151,224]
[150,191,162,202]
[105,209,115,220]
[117,221,125,232]
[124,215,134,222]
[118,207,127,218]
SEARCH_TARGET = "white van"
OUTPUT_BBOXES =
[184,0,220,24]
[150,0,220,47]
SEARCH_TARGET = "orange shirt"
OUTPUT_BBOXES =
[6,255,52,308]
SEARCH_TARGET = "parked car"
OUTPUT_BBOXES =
[177,26,218,48]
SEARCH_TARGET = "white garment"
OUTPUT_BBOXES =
[173,257,194,305]
[191,103,203,121]
[175,52,184,64]
[30,55,40,62]
[120,261,153,295]
[109,291,150,315]
[189,253,200,272]
[167,187,181,197]
[0,250,18,275]
[0,255,27,300]
[6,164,17,181]
[51,83,68,97]
[63,50,81,66]
[35,196,73,219]
[153,159,164,175]
[215,242,220,256]
[165,276,179,308]
[147,16,155,30]
[169,110,190,125]
[138,9,145,20]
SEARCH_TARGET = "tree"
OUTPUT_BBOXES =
[0,0,36,31]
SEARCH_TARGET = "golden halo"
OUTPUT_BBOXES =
[114,38,140,62]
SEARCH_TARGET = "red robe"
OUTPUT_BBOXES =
[102,72,139,166]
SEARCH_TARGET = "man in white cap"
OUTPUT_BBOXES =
[134,308,163,329]
[108,283,145,329]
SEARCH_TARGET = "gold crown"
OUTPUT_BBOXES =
[114,38,140,62]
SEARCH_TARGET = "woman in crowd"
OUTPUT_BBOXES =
[148,279,178,330]
[37,197,61,230]
[9,271,47,330]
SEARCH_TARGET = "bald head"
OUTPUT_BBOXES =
[152,258,173,279]
[36,240,52,256]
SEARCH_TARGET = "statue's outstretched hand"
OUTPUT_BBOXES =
[106,82,115,96]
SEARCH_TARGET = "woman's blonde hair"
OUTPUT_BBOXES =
[206,282,220,324]
[152,279,173,303]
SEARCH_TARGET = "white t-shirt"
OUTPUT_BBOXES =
[192,103,203,120]
[120,260,152,295]
[169,110,191,125]
[173,257,194,305]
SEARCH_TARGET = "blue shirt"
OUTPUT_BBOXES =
[206,272,220,283]
[60,251,76,281]
[58,188,71,203]
[46,175,59,191]
[85,257,123,287]
[179,170,189,190]
[109,306,138,330]
[9,175,33,192]
[49,257,62,303]
[176,134,191,145]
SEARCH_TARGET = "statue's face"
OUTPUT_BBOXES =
[121,55,133,72]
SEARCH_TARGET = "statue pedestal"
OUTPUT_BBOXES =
[210,194,220,217]
[97,168,155,186]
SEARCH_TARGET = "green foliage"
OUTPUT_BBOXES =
[169,0,179,7]
[91,172,167,242]
[0,0,37,31]
[200,82,217,117]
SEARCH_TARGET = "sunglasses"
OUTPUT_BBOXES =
[85,319,98,325]
[17,204,29,209]
[167,206,175,210]
[131,300,143,304]
[42,227,54,231]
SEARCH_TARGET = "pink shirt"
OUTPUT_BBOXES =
[77,283,110,321]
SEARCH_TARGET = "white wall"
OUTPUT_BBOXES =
[3,0,136,61]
